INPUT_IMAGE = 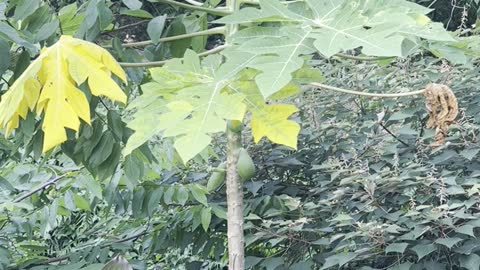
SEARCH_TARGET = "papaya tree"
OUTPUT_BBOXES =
[0,0,480,269]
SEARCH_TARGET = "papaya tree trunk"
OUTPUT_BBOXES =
[224,0,243,267]
[226,121,244,269]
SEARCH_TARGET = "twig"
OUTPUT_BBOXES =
[101,20,149,35]
[13,231,148,268]
[379,123,410,147]
[13,174,67,203]
[309,82,426,98]
[119,44,228,67]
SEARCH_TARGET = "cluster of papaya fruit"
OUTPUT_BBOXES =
[207,148,256,192]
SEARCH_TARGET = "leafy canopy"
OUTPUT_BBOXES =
[124,50,318,162]
[215,0,456,98]
[124,0,464,163]
[0,35,127,152]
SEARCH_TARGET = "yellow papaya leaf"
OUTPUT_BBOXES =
[0,35,127,152]
[250,104,300,149]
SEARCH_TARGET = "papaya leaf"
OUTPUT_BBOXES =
[215,0,456,98]
[125,50,248,162]
[229,70,301,149]
[0,35,127,152]
[125,49,312,161]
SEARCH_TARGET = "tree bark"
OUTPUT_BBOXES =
[226,122,244,269]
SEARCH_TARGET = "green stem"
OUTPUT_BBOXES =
[119,45,228,67]
[150,0,231,16]
[334,53,396,61]
[309,82,426,98]
[109,27,225,48]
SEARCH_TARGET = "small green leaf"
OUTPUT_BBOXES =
[460,254,480,270]
[166,19,190,58]
[147,15,167,44]
[189,184,208,206]
[64,190,76,211]
[73,194,90,211]
[132,186,145,217]
[200,207,211,231]
[211,204,227,219]
[120,9,153,19]
[0,39,10,76]
[124,154,143,181]
[89,132,115,167]
[456,225,475,237]
[435,237,463,249]
[461,148,480,161]
[0,176,14,191]
[385,243,409,254]
[320,252,357,270]
[175,185,189,206]
[122,0,142,10]
[411,243,436,260]
[147,187,163,216]
[261,257,284,270]
[163,186,175,205]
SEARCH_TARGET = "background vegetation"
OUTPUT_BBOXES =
[1,0,480,269]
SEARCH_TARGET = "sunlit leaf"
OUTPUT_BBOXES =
[0,35,127,152]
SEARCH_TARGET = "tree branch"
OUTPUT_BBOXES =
[13,174,68,203]
[101,20,150,36]
[379,123,410,147]
[149,0,231,16]
[12,231,148,268]
[309,82,426,98]
[119,45,228,67]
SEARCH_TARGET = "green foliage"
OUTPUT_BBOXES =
[216,0,457,98]
[123,50,313,162]
[1,0,480,270]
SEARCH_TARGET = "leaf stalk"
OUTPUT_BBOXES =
[149,0,231,16]
[309,82,426,98]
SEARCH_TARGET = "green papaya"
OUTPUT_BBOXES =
[236,148,256,181]
[207,162,226,192]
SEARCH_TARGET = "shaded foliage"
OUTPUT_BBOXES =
[0,0,480,270]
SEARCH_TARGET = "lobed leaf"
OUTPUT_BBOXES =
[0,35,127,152]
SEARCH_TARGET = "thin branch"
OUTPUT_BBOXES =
[150,0,231,16]
[13,174,68,203]
[101,20,149,35]
[119,45,228,67]
[309,82,426,98]
[1,76,10,87]
[379,123,410,147]
[18,231,148,268]
[106,27,225,48]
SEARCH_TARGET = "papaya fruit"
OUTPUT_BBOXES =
[207,162,226,192]
[236,148,256,181]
